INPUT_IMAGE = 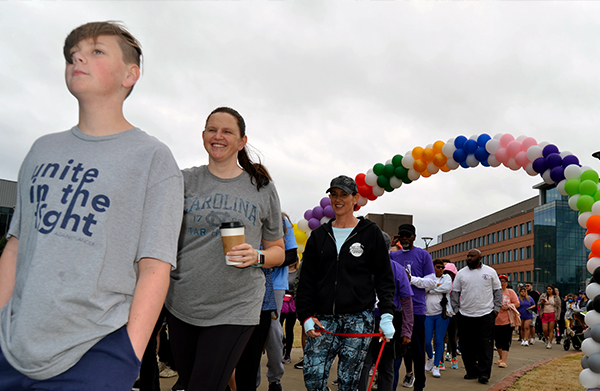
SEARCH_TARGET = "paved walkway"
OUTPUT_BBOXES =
[159,337,573,391]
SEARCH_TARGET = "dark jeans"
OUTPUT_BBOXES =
[457,311,496,378]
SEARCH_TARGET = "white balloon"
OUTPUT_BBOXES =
[507,157,520,171]
[580,212,593,229]
[585,234,600,250]
[560,150,573,158]
[525,162,537,176]
[593,201,600,216]
[565,164,583,180]
[407,169,421,181]
[372,184,385,197]
[385,159,393,165]
[579,368,600,389]
[587,311,600,328]
[588,283,600,302]
[365,169,378,186]
[557,179,568,196]
[442,138,456,157]
[569,194,580,211]
[493,133,503,139]
[305,229,312,239]
[402,153,415,170]
[582,165,595,173]
[357,196,368,207]
[516,135,528,142]
[542,169,555,184]
[427,162,440,174]
[466,154,479,167]
[526,145,543,161]
[583,334,600,355]
[469,134,478,140]
[297,244,305,254]
[389,176,403,189]
[320,216,331,225]
[446,157,460,170]
[485,139,501,154]
[538,141,550,149]
[488,155,501,167]
[589,257,600,274]
[426,143,433,149]
[297,218,309,232]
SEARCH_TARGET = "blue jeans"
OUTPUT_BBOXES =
[0,325,140,391]
[425,314,450,366]
[304,310,374,391]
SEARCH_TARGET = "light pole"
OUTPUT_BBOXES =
[422,236,433,252]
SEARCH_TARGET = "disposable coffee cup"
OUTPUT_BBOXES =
[220,221,245,265]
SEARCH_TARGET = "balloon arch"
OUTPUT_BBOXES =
[291,133,600,389]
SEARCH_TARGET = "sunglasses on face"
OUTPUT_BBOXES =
[435,265,444,269]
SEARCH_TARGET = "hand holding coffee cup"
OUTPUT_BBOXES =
[220,222,246,265]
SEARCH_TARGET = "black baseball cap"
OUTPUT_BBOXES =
[326,175,358,195]
[397,223,416,236]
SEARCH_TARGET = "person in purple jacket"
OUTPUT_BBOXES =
[358,232,414,391]
[390,224,436,391]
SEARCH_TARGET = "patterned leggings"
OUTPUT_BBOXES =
[303,310,374,391]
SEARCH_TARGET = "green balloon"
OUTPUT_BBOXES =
[580,180,598,196]
[577,194,595,212]
[373,163,384,176]
[402,177,412,184]
[595,190,600,202]
[392,154,403,167]
[395,166,409,179]
[581,169,600,184]
[383,164,395,178]
[377,175,390,189]
[384,184,394,192]
[564,178,581,196]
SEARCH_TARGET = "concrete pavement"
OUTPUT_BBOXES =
[159,336,574,391]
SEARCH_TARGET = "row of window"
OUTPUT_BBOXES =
[452,246,532,265]
[431,221,533,259]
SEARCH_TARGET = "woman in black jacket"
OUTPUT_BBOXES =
[296,175,396,391]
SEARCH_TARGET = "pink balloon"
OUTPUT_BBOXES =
[499,133,515,148]
[506,141,522,157]
[515,151,530,167]
[521,137,537,150]
[495,148,509,164]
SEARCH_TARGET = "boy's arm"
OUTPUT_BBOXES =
[127,257,171,360]
[0,237,18,308]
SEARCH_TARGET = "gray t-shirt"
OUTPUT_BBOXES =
[165,165,283,327]
[0,126,183,380]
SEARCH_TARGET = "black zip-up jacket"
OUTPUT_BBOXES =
[296,217,395,324]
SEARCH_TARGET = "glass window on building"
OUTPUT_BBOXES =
[513,272,518,282]
[513,249,518,261]
[521,223,525,236]
[502,229,506,241]
[520,247,524,260]
[527,221,532,234]
[508,228,512,239]
[491,253,495,264]
[514,225,519,238]
[526,246,531,259]
[526,271,531,281]
[520,271,524,282]
[487,234,491,244]
[507,251,512,262]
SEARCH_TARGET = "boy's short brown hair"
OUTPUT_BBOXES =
[63,21,142,67]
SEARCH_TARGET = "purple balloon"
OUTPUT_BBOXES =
[562,155,580,168]
[323,205,335,218]
[304,210,313,221]
[542,144,559,158]
[308,218,321,230]
[320,197,331,208]
[532,157,547,174]
[550,166,565,183]
[545,153,562,169]
[312,206,324,220]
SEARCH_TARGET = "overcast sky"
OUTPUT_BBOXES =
[2,1,599,245]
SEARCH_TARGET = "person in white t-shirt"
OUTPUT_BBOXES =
[450,249,502,385]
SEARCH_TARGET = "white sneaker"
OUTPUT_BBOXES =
[546,343,552,349]
[524,340,529,346]
[529,338,535,345]
[520,340,525,346]
[425,357,434,371]
[432,366,441,378]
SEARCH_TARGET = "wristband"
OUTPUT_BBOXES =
[303,317,317,334]
[380,313,395,339]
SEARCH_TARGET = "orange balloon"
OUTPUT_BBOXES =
[432,153,447,168]
[433,140,445,154]
[592,240,600,257]
[422,148,434,163]
[587,215,600,234]
[440,164,451,172]
[412,146,424,160]
[421,170,431,178]
[413,159,427,173]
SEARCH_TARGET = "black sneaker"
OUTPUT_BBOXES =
[132,379,141,391]
[294,359,304,369]
[478,375,489,384]
[171,377,185,391]
[268,381,283,391]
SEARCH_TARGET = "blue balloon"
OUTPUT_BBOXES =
[532,157,547,174]
[545,153,562,169]
[460,161,470,169]
[453,149,467,163]
[542,144,559,158]
[474,147,490,162]
[550,166,565,183]
[477,134,492,148]
[562,154,580,168]
[464,139,478,154]
[454,135,467,149]
[481,159,490,167]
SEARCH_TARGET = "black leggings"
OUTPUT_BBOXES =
[235,310,272,391]
[494,324,513,351]
[279,311,297,358]
[446,316,458,358]
[167,312,254,391]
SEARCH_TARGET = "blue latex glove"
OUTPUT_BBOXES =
[304,317,316,334]
[380,313,395,339]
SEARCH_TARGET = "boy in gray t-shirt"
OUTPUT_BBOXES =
[0,22,183,390]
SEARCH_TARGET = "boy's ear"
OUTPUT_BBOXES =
[123,64,141,89]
